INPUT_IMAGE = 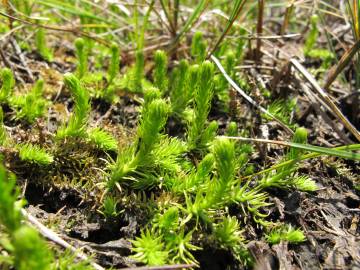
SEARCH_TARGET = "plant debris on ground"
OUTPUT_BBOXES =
[0,1,359,270]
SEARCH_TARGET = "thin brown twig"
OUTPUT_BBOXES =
[280,1,295,35]
[0,11,110,46]
[324,39,360,90]
[297,78,353,144]
[290,58,360,142]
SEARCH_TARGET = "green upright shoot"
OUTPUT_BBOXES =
[75,38,88,79]
[153,50,168,94]
[0,68,14,103]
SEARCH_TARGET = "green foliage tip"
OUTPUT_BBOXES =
[0,68,14,103]
[153,50,168,93]
[57,73,90,138]
[108,43,120,84]
[75,38,88,79]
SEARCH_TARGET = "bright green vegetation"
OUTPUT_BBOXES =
[266,225,306,245]
[56,73,117,151]
[75,38,89,79]
[35,27,53,62]
[0,1,359,269]
[17,143,54,165]
[11,78,47,123]
[0,68,15,103]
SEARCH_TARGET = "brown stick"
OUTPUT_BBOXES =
[323,39,360,90]
[290,58,360,142]
[0,11,110,46]
[280,1,295,35]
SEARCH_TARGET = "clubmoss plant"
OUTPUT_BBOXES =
[57,74,117,151]
[35,27,53,61]
[136,99,169,164]
[0,164,94,269]
[187,61,216,151]
[153,50,168,94]
[170,59,190,114]
[108,43,120,85]
[131,229,169,266]
[12,78,47,123]
[134,207,200,266]
[0,108,8,146]
[75,38,88,79]
[154,206,179,233]
[214,216,245,249]
[99,196,120,218]
[304,15,319,57]
[109,96,170,189]
[166,229,200,265]
[265,225,306,245]
[171,63,201,118]
[0,67,15,103]
[260,127,317,191]
[120,49,147,93]
[205,138,236,208]
[12,226,53,270]
[184,138,270,227]
[304,15,334,69]
[0,164,53,270]
[166,152,214,194]
[199,120,218,149]
[264,98,297,129]
[88,128,118,151]
[0,107,53,166]
[0,165,23,233]
[108,87,187,191]
[57,73,90,138]
[17,143,54,166]
[226,122,238,137]
[135,49,145,91]
[102,43,121,103]
[191,31,207,63]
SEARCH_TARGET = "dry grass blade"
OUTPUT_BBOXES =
[280,0,295,35]
[239,143,360,180]
[170,0,209,48]
[324,39,360,90]
[220,136,360,161]
[290,58,360,142]
[0,11,110,45]
[159,0,176,35]
[296,76,353,144]
[207,0,247,57]
[211,55,294,135]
